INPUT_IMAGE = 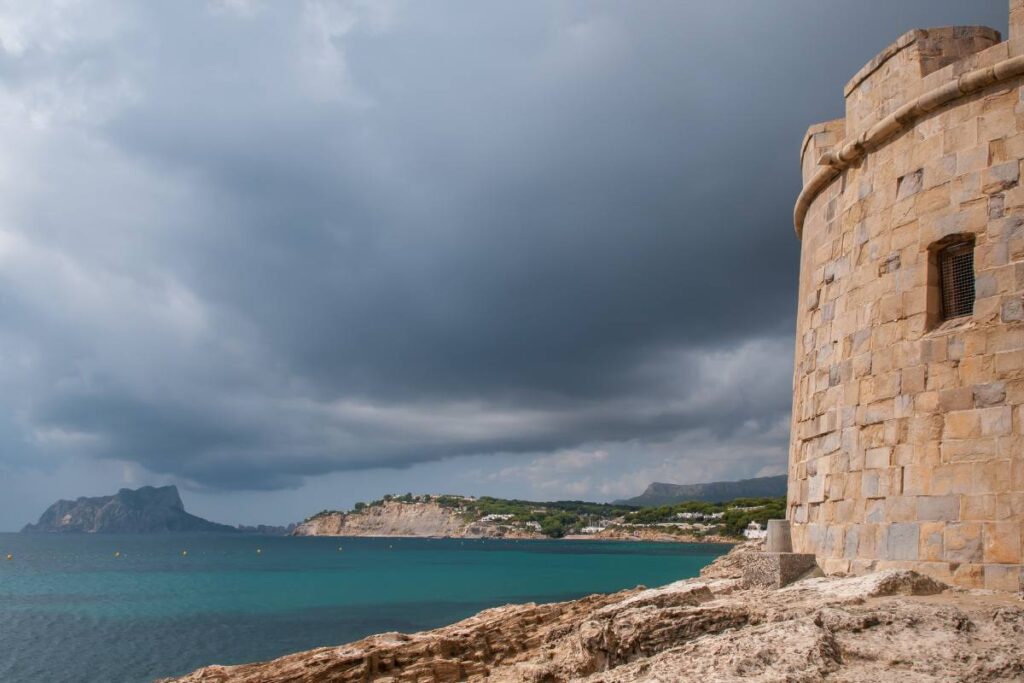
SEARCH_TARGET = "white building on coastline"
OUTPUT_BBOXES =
[743,521,767,540]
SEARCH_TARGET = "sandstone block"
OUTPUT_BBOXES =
[983,522,1021,563]
[865,500,885,524]
[982,160,1020,194]
[974,459,1012,495]
[902,466,931,496]
[902,366,926,394]
[944,522,983,563]
[919,521,945,561]
[884,523,920,561]
[897,169,923,199]
[952,562,985,589]
[938,387,973,412]
[917,495,960,522]
[944,410,981,439]
[931,463,973,495]
[980,406,1013,437]
[808,472,826,504]
[865,447,892,469]
[941,438,997,463]
[973,382,1006,407]
[1002,296,1024,322]
[983,563,1023,592]
[861,470,882,499]
[961,494,997,521]
[886,496,917,523]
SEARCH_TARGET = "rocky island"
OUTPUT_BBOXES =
[162,540,1024,682]
[22,485,238,534]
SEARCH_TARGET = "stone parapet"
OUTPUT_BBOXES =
[844,28,1001,137]
[795,51,1024,236]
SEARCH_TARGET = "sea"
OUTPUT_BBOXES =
[0,533,730,683]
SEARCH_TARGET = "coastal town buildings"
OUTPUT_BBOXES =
[743,522,768,540]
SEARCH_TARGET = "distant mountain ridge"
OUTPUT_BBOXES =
[22,485,238,534]
[614,475,787,507]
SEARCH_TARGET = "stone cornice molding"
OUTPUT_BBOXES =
[793,54,1024,238]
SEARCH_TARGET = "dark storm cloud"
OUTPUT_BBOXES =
[0,0,1009,489]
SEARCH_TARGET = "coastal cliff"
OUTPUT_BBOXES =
[22,485,237,534]
[293,500,544,539]
[162,541,1024,682]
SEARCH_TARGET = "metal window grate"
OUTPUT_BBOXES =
[939,242,975,320]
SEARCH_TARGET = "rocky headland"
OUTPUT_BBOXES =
[161,541,1024,682]
[293,500,545,539]
[22,485,238,534]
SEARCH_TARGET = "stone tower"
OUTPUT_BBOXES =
[789,2,1024,591]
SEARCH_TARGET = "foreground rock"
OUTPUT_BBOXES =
[22,485,238,534]
[161,542,1024,682]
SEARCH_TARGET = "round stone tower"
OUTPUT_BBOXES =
[789,2,1024,591]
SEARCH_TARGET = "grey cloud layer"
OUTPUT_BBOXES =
[0,1,1007,490]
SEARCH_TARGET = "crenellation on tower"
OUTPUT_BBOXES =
[843,27,1002,136]
[789,1,1024,591]
[1012,0,1024,42]
[800,119,845,187]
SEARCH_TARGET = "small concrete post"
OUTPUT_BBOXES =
[766,519,792,553]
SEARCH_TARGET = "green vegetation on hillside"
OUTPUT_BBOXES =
[463,496,637,537]
[623,497,786,536]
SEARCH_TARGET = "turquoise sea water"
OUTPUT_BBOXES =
[0,533,730,682]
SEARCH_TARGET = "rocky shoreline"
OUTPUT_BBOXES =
[160,541,1024,682]
[564,528,737,545]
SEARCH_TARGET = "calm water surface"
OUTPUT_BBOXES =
[0,533,730,682]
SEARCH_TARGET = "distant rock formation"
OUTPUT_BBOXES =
[21,485,238,534]
[615,475,787,507]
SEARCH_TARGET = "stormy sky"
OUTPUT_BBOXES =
[0,0,1008,528]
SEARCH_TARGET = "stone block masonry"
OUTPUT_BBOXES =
[789,1,1024,591]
